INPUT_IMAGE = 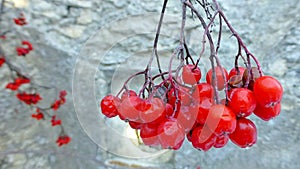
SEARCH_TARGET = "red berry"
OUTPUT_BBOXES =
[176,103,198,132]
[164,103,174,117]
[0,57,6,67]
[16,92,42,105]
[22,41,33,51]
[51,115,62,126]
[253,76,283,107]
[228,88,256,117]
[13,13,27,26]
[119,96,148,122]
[167,87,191,107]
[140,124,160,146]
[6,83,20,90]
[228,67,246,79]
[31,112,44,120]
[192,83,214,101]
[140,98,165,123]
[178,87,192,106]
[16,46,30,56]
[51,100,62,111]
[15,77,30,85]
[59,90,67,98]
[229,118,257,148]
[206,104,236,136]
[167,88,177,107]
[128,121,143,129]
[157,118,185,149]
[182,64,202,85]
[254,103,281,121]
[196,98,213,124]
[172,137,185,150]
[214,134,229,148]
[100,95,120,118]
[121,90,137,101]
[56,135,71,147]
[206,66,229,91]
[191,125,216,151]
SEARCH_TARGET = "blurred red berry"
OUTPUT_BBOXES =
[6,83,20,90]
[140,123,160,146]
[13,13,27,26]
[0,57,5,67]
[157,118,185,149]
[56,135,71,146]
[51,115,62,126]
[16,92,42,105]
[31,113,44,120]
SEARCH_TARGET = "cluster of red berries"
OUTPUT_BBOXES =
[6,76,30,90]
[56,135,72,147]
[100,64,283,151]
[31,108,44,120]
[16,92,42,105]
[51,115,62,126]
[51,90,67,111]
[0,12,71,147]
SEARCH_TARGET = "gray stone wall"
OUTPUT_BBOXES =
[0,0,300,169]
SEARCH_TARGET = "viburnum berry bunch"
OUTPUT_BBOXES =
[0,2,71,147]
[100,0,283,151]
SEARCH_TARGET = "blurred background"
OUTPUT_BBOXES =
[0,0,300,168]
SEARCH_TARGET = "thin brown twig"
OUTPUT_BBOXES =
[184,0,220,104]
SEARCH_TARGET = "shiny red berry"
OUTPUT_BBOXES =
[119,96,150,122]
[128,121,143,129]
[228,88,256,117]
[254,103,281,121]
[253,76,283,107]
[0,57,5,67]
[214,134,229,148]
[182,64,202,85]
[192,83,214,101]
[206,104,236,136]
[191,125,216,151]
[157,118,185,149]
[196,98,213,125]
[140,124,160,146]
[206,66,229,91]
[140,98,165,123]
[100,95,120,118]
[229,118,257,148]
[167,87,191,107]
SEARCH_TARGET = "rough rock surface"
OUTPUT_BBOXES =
[0,0,299,169]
